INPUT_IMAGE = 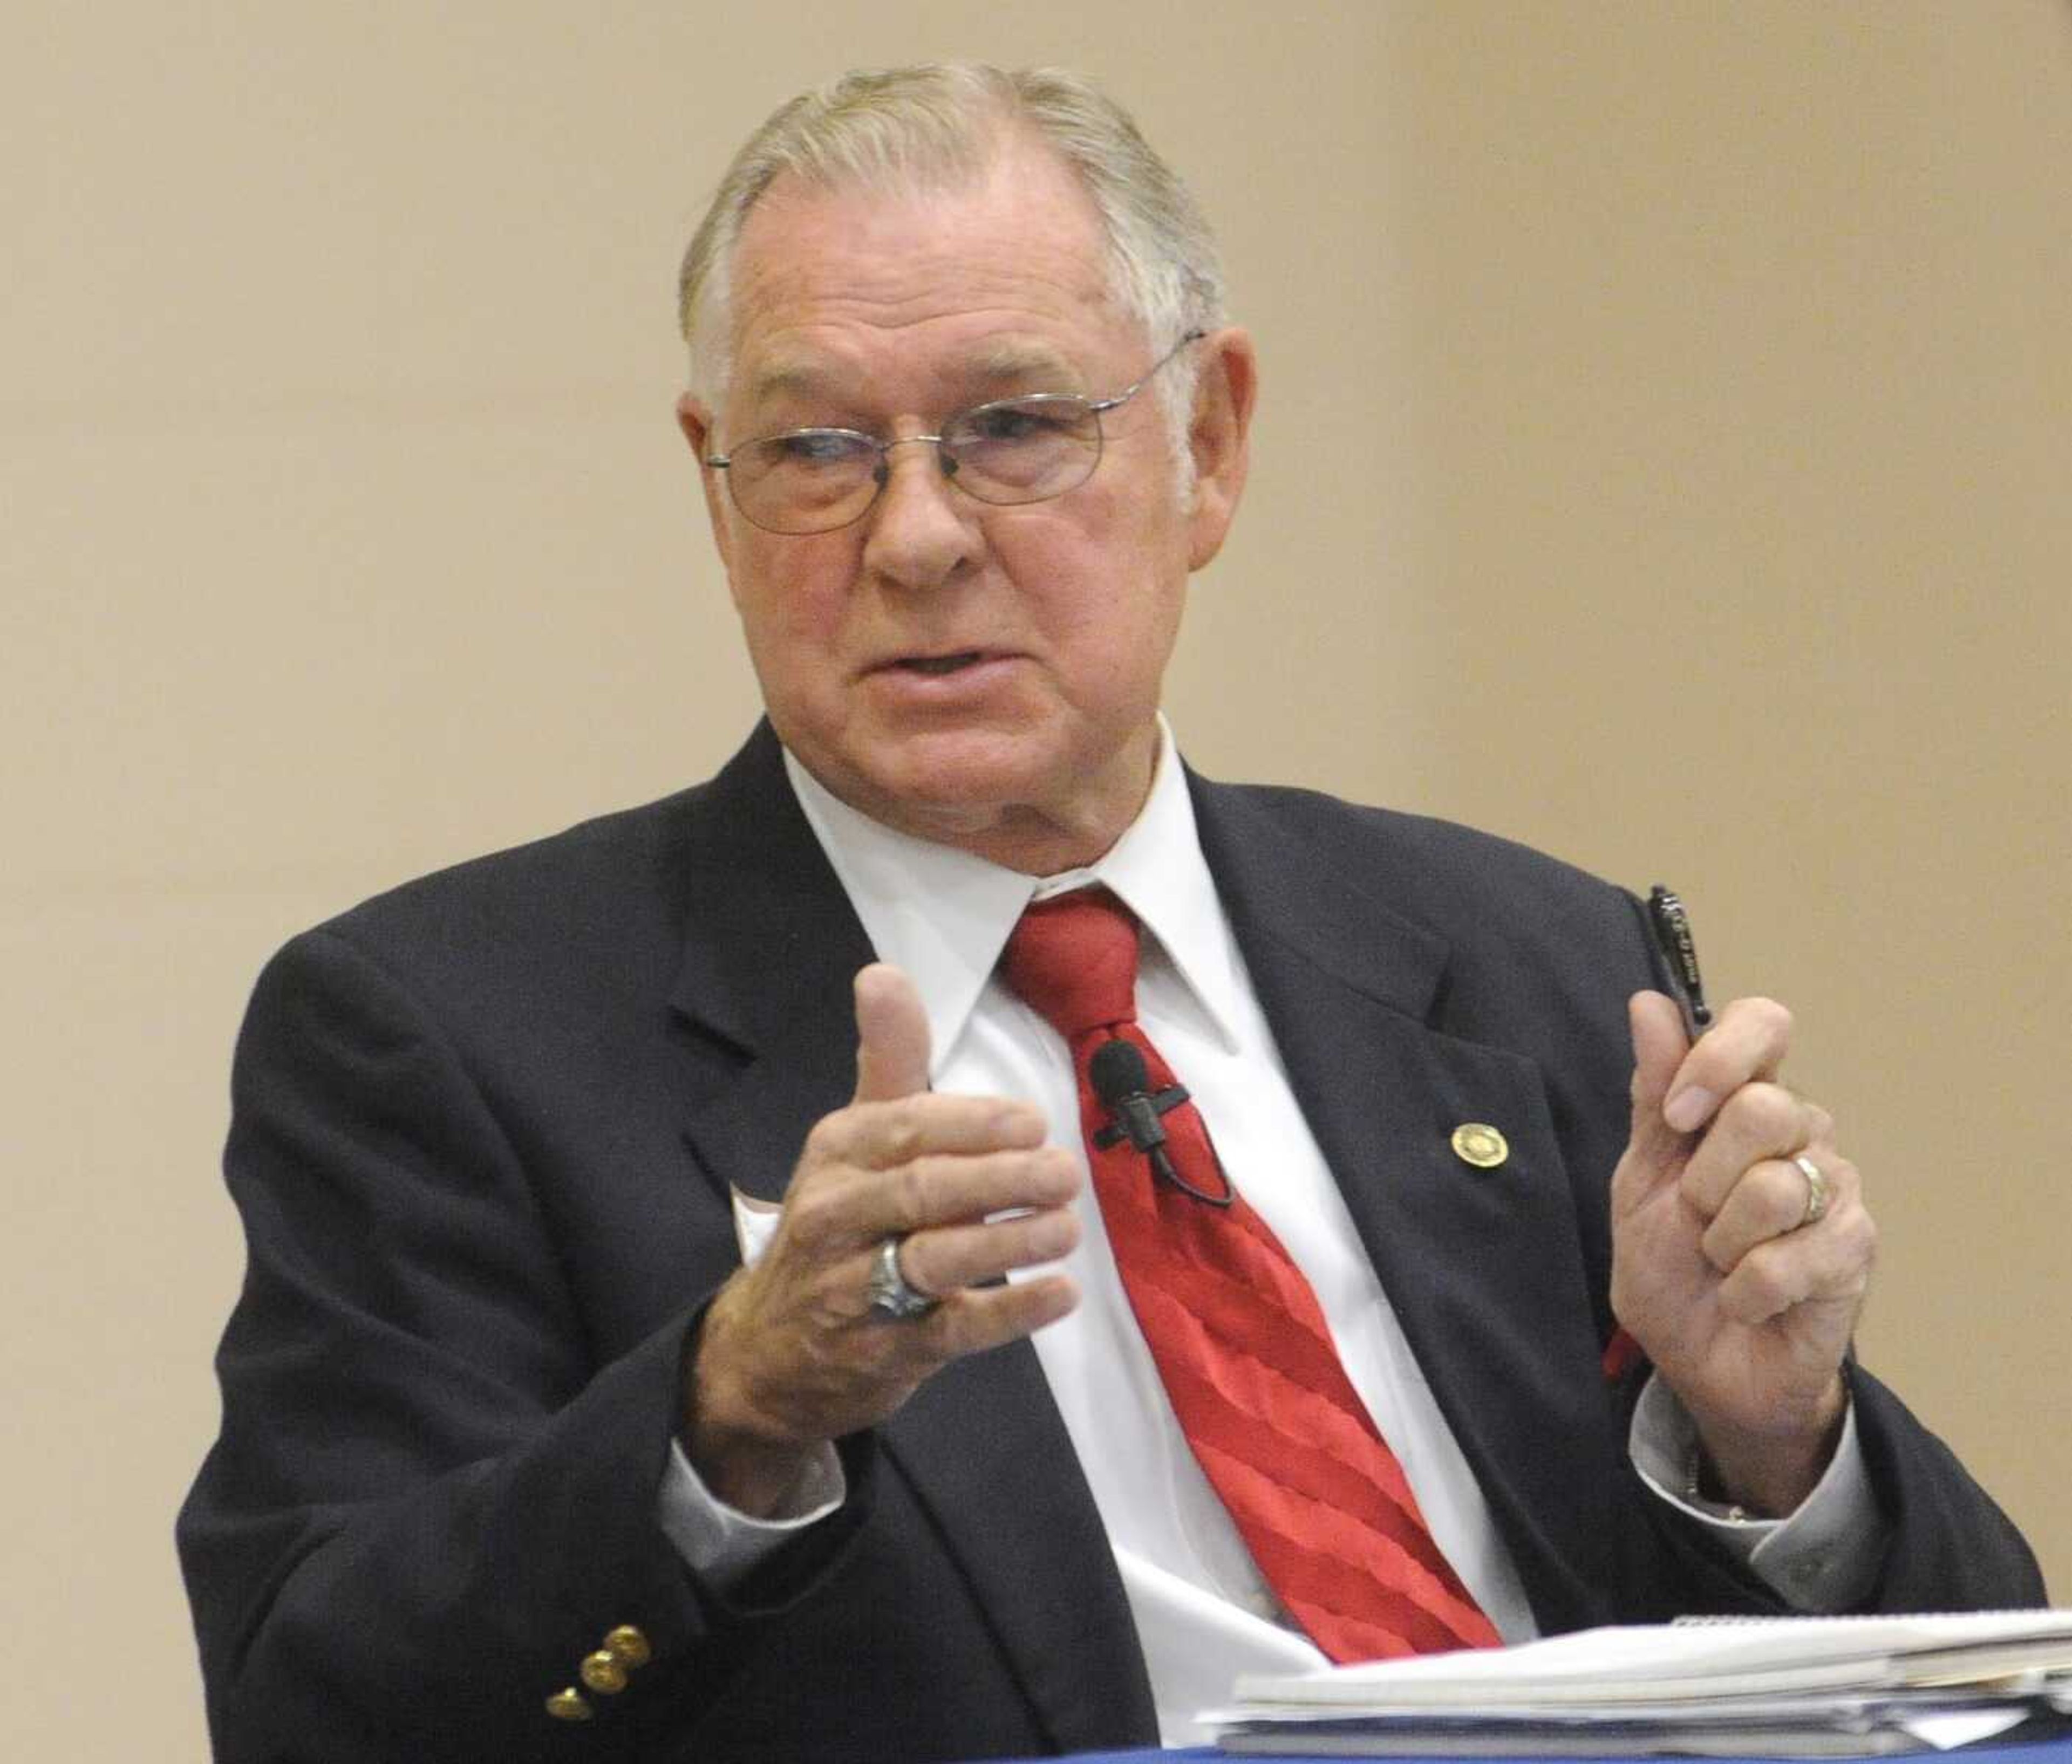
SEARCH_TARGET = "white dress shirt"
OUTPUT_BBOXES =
[660,724,1882,1746]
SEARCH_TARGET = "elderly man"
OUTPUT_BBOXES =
[181,63,2041,1763]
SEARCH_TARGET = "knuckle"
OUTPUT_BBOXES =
[1719,1166,1782,1242]
[1721,1082,1796,1146]
[891,1158,932,1228]
[878,1102,924,1166]
[1753,1082,1802,1136]
[912,1302,974,1363]
[1838,1206,1878,1271]
[893,1233,936,1297]
[802,1111,852,1166]
[1729,1249,1796,1321]
[1709,1086,1756,1134]
[784,1182,844,1246]
[1698,1217,1740,1275]
[1720,1285,1777,1329]
[1676,1165,1720,1220]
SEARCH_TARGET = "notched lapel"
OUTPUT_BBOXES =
[676,993,862,1208]
[1192,776,1641,1627]
[663,729,1148,1739]
[885,1345,1158,1749]
[666,728,877,1207]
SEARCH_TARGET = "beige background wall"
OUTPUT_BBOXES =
[7,5,2067,1758]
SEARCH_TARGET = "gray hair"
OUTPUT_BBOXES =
[677,63,1226,443]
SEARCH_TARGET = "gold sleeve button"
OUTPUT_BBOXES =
[603,1624,652,1668]
[545,1687,593,1722]
[581,1651,629,1695]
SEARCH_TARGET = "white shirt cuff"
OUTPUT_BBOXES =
[1630,1373,1885,1610]
[656,1438,847,1589]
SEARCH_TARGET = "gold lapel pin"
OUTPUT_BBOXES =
[1450,1123,1509,1169]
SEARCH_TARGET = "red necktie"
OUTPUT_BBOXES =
[1002,889,1500,1663]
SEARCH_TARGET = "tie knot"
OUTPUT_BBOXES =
[1001,889,1141,1042]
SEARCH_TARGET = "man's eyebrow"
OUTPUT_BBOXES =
[966,340,1083,387]
[743,359,843,406]
[740,340,1088,416]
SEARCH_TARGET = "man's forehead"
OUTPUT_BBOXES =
[720,147,1130,399]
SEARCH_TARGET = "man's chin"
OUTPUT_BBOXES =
[829,736,1151,872]
[851,764,1046,842]
[795,740,1065,850]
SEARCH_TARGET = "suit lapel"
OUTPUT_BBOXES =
[884,1339,1157,1747]
[667,726,1154,1746]
[1190,775,1640,1631]
[667,728,876,1205]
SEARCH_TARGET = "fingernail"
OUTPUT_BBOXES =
[1664,1086,1716,1133]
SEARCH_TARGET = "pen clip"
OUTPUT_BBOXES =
[1646,884,1714,1041]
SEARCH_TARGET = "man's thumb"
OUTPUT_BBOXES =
[851,963,933,1103]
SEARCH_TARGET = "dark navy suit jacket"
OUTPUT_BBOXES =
[179,723,2043,1761]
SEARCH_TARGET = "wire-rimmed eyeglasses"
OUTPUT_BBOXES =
[704,330,1206,536]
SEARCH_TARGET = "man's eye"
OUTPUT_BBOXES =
[959,401,1081,445]
[765,431,868,466]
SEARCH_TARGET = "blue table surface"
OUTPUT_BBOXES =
[987,1731,2072,1764]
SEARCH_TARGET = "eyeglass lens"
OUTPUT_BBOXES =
[728,395,1102,535]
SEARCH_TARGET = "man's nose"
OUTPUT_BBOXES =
[861,437,977,590]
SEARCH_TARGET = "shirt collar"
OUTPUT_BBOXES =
[783,721,1248,1079]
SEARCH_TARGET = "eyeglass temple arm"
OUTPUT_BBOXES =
[1086,328,1207,415]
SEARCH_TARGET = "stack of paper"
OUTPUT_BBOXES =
[1211,1611,2072,1756]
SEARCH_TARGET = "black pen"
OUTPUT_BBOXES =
[1646,885,1714,1042]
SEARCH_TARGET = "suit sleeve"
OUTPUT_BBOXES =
[177,928,871,1762]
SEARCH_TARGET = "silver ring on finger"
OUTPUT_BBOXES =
[1792,1154,1830,1229]
[865,1235,939,1319]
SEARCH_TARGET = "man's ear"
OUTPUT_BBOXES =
[1184,326,1257,572]
[676,392,734,574]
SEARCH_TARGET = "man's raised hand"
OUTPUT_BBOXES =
[1608,991,1876,1516]
[683,963,1081,1514]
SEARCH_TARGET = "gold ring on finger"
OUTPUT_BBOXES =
[1792,1154,1830,1229]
